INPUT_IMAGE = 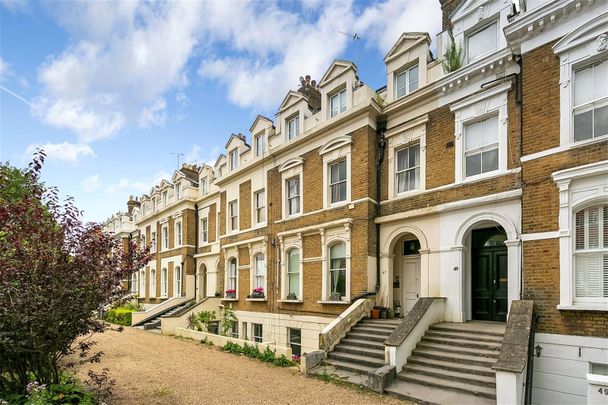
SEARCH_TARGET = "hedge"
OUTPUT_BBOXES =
[106,307,134,326]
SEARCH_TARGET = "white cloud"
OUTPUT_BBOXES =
[105,171,171,195]
[0,0,28,13]
[185,144,221,166]
[35,1,204,141]
[82,174,101,192]
[24,142,95,163]
[0,57,29,88]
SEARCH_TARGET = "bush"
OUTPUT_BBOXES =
[0,374,95,404]
[0,152,150,397]
[106,307,134,326]
[220,342,297,367]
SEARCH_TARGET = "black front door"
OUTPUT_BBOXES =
[471,228,508,322]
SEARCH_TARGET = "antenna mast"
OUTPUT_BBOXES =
[170,152,185,169]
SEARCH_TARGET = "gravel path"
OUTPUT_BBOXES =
[72,327,407,404]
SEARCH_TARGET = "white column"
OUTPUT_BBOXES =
[379,252,394,308]
[504,239,521,313]
[452,245,466,322]
[419,249,430,297]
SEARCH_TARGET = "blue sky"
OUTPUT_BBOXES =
[0,0,441,223]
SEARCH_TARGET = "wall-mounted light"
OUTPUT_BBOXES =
[535,344,543,358]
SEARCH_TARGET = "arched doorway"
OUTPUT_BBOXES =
[197,263,207,300]
[470,226,508,322]
[392,233,421,317]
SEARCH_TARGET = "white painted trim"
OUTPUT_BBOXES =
[521,231,560,241]
[521,134,608,162]
[322,144,352,209]
[277,218,353,238]
[376,189,522,224]
[274,197,376,224]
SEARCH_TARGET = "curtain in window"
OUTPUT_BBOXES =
[229,259,237,290]
[255,254,265,289]
[329,243,346,298]
[287,249,300,298]
[330,160,347,203]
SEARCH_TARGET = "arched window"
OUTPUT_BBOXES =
[140,270,146,296]
[131,272,138,294]
[254,254,265,289]
[161,268,168,297]
[174,266,182,297]
[574,204,608,300]
[150,269,156,297]
[287,249,300,299]
[329,242,346,299]
[228,258,237,291]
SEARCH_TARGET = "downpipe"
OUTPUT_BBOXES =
[375,120,387,293]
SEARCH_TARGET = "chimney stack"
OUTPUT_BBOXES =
[439,0,466,31]
[297,75,321,112]
[127,195,140,214]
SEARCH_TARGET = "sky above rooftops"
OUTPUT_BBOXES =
[0,0,441,222]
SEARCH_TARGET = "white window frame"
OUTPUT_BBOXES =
[150,231,156,253]
[554,15,608,148]
[288,328,302,357]
[255,133,265,156]
[394,64,419,99]
[162,225,169,250]
[162,191,168,206]
[201,177,208,195]
[465,20,499,63]
[281,240,303,301]
[329,88,347,118]
[131,272,138,294]
[463,114,500,179]
[252,323,263,343]
[175,183,181,200]
[328,159,348,205]
[161,267,168,298]
[225,256,238,298]
[328,241,347,300]
[287,115,300,140]
[286,176,301,217]
[254,189,266,225]
[451,82,510,184]
[201,217,208,244]
[320,136,352,209]
[139,270,146,298]
[395,143,421,195]
[279,158,304,220]
[553,160,608,311]
[175,220,182,247]
[573,205,607,302]
[229,148,238,171]
[320,225,352,302]
[253,253,265,290]
[174,266,182,297]
[572,58,608,143]
[228,200,239,232]
[149,268,156,298]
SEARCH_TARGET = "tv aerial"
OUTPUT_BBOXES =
[338,30,360,41]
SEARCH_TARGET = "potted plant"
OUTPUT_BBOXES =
[287,292,297,300]
[251,287,265,299]
[370,307,381,319]
[380,307,388,319]
[329,292,341,301]
[225,289,236,299]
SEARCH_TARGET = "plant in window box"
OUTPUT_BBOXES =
[225,289,236,299]
[252,287,265,298]
[329,292,341,301]
[287,292,297,300]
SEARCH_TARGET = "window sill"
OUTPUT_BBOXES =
[460,168,520,185]
[557,304,607,312]
[278,299,303,304]
[317,300,351,305]
[246,298,267,302]
[221,298,239,302]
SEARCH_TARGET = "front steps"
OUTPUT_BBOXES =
[140,301,192,330]
[385,322,505,404]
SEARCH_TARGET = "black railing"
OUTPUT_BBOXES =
[524,312,539,405]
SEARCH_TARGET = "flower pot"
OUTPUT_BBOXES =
[370,309,381,319]
[380,308,387,319]
[252,293,265,299]
[387,308,394,319]
[226,292,236,299]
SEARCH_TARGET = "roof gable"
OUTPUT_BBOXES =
[249,115,274,133]
[384,33,431,63]
[319,60,356,87]
[225,133,248,150]
[553,12,608,54]
[278,91,306,113]
[452,0,492,22]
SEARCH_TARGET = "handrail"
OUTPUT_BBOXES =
[524,312,539,405]
[319,298,373,352]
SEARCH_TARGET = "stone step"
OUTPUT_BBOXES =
[323,358,378,375]
[351,326,394,336]
[416,342,500,358]
[345,332,387,343]
[413,348,498,367]
[430,323,505,337]
[426,330,504,343]
[338,338,385,351]
[326,351,386,369]
[402,363,496,388]
[333,344,385,359]
[385,378,496,405]
[399,370,496,399]
[422,335,502,350]
[407,356,496,377]
[360,320,401,328]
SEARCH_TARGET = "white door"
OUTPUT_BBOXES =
[403,256,421,313]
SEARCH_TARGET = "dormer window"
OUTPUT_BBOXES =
[219,164,226,177]
[229,149,238,171]
[287,116,300,140]
[162,191,168,206]
[175,184,181,200]
[466,21,498,63]
[330,89,347,118]
[201,177,208,195]
[255,133,265,156]
[395,65,419,99]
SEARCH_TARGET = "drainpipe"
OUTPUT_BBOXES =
[194,203,199,300]
[515,54,524,300]
[375,120,387,292]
